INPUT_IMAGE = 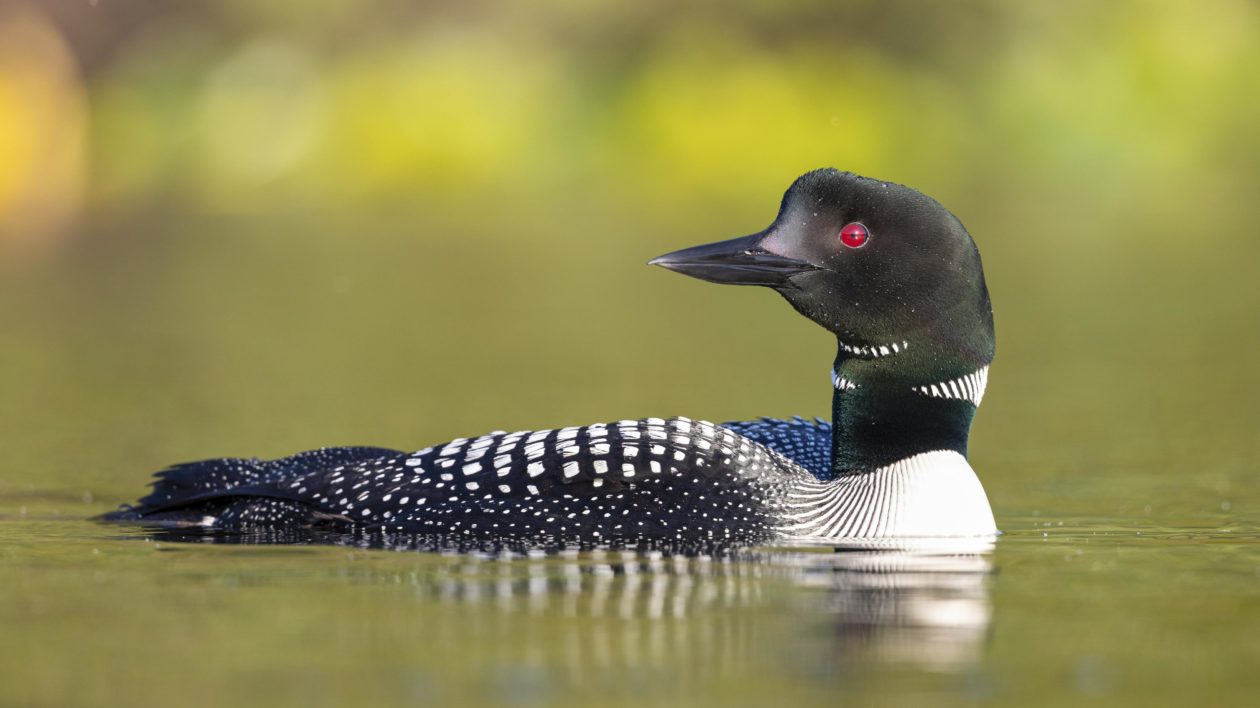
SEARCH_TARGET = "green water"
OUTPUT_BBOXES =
[3,205,1258,707]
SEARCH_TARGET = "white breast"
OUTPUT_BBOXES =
[776,450,997,543]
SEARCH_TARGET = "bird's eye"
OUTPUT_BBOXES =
[840,222,869,248]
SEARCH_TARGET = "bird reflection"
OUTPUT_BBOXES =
[124,525,994,672]
[774,546,994,670]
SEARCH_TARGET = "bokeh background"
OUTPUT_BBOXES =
[2,1,1259,705]
[4,0,1256,494]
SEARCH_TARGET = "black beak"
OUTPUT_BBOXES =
[649,233,818,288]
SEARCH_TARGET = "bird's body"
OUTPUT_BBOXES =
[107,169,1000,548]
[113,418,812,546]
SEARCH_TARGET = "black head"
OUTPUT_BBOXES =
[651,169,994,371]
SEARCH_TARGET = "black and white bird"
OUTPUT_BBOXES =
[107,169,998,549]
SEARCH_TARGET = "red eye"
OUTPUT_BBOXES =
[840,222,869,248]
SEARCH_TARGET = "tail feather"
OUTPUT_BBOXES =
[102,496,354,532]
[112,446,400,517]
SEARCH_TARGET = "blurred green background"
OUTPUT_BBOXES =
[2,1,1259,705]
[2,0,1255,504]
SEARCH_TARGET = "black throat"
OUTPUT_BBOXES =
[829,339,983,477]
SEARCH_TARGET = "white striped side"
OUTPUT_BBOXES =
[775,450,997,541]
[913,366,988,406]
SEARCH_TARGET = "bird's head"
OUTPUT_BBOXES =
[651,169,994,370]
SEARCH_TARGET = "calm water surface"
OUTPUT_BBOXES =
[4,475,1257,706]
[3,215,1258,706]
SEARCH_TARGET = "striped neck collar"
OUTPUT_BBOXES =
[838,339,910,360]
[828,335,991,475]
[830,364,990,407]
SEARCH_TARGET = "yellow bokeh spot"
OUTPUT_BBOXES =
[318,30,560,198]
[0,6,84,250]
[196,40,326,191]
[613,32,892,200]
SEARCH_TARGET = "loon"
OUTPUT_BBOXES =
[106,169,998,548]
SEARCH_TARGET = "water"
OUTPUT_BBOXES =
[3,212,1258,706]
[3,505,1258,706]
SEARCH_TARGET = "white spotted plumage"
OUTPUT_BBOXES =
[129,414,994,545]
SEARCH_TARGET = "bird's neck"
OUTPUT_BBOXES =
[829,338,987,477]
